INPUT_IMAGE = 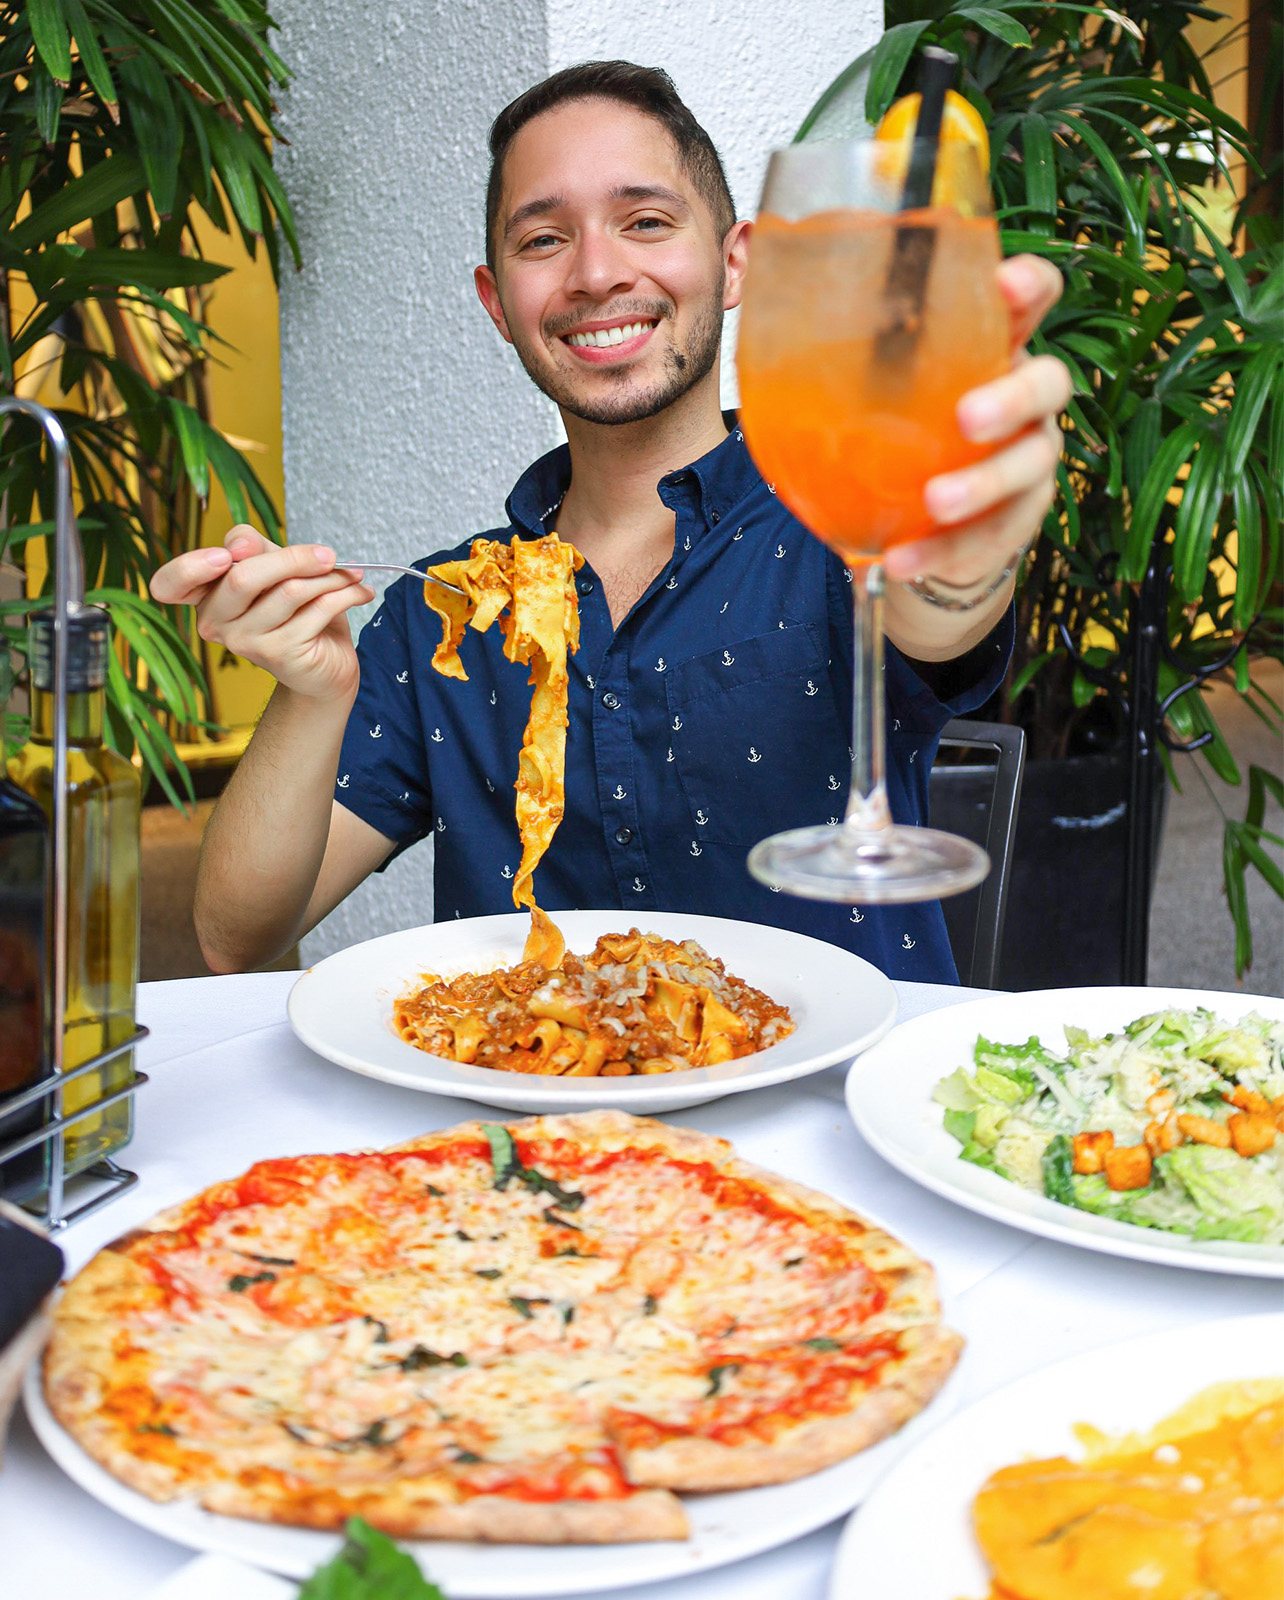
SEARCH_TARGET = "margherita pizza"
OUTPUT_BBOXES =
[44,1111,960,1543]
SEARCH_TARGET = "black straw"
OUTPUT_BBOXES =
[899,46,958,211]
[873,46,960,368]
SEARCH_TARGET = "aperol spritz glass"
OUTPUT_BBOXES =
[737,139,1008,903]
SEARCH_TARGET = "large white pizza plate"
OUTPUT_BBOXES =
[845,986,1284,1278]
[23,1234,958,1599]
[288,910,897,1113]
[828,1310,1284,1599]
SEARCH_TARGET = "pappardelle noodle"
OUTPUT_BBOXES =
[393,929,795,1077]
[421,534,582,967]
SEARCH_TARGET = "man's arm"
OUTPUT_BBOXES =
[150,526,386,973]
[193,689,394,973]
[883,256,1072,665]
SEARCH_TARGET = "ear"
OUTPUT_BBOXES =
[474,264,513,345]
[722,218,752,313]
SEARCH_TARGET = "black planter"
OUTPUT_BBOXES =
[1002,752,1132,988]
[931,747,1165,990]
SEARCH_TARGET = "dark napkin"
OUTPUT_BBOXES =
[0,1210,64,1349]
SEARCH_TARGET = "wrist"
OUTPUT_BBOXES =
[905,549,1024,613]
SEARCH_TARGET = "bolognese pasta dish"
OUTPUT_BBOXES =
[393,928,795,1077]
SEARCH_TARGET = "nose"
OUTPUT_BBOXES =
[564,226,636,302]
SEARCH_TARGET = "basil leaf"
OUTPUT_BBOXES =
[298,1514,447,1599]
[508,1295,549,1320]
[242,1252,296,1266]
[482,1123,519,1188]
[226,1270,275,1292]
[705,1362,741,1396]
[804,1338,844,1352]
[399,1346,468,1371]
[473,1268,502,1280]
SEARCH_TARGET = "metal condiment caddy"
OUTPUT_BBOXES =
[0,396,148,1230]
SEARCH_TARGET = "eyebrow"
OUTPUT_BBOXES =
[503,183,691,238]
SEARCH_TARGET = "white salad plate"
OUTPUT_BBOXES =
[828,1310,1284,1599]
[24,1249,956,1599]
[845,986,1284,1279]
[289,910,897,1113]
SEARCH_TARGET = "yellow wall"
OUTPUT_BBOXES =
[187,213,282,734]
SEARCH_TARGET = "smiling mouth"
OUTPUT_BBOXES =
[563,319,658,350]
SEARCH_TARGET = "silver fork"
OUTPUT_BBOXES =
[333,559,464,594]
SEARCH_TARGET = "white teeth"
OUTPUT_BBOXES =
[567,320,653,348]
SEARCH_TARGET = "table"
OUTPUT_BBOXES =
[3,972,1279,1600]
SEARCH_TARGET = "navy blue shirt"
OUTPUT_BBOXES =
[335,426,1011,982]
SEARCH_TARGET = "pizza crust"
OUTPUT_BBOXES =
[201,1479,689,1543]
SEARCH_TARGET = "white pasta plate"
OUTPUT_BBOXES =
[845,986,1284,1279]
[288,910,897,1113]
[827,1310,1284,1599]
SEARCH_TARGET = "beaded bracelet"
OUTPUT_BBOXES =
[907,555,1022,613]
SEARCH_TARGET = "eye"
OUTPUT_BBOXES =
[520,232,562,252]
[630,215,671,234]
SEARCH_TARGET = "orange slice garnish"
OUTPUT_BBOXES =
[872,89,990,208]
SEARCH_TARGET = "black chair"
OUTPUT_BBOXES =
[928,718,1026,989]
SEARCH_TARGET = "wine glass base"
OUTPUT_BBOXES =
[747,824,990,905]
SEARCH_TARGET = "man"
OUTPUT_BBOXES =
[152,61,1070,979]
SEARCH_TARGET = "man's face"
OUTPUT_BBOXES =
[475,99,744,426]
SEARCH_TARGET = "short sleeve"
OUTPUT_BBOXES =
[333,581,433,848]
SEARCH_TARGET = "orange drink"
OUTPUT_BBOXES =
[737,207,1008,561]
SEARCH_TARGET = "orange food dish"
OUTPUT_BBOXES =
[972,1382,1284,1600]
[393,928,795,1077]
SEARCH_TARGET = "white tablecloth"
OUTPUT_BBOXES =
[4,972,1279,1600]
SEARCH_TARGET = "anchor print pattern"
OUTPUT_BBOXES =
[747,748,762,763]
[850,908,864,923]
[369,724,382,739]
[337,773,350,789]
[901,934,915,950]
[396,670,408,684]
[689,841,702,857]
[611,785,627,801]
[431,728,444,743]
[805,680,819,696]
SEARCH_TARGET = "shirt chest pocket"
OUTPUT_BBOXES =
[664,625,848,846]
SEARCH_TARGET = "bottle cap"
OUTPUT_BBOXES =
[28,606,109,694]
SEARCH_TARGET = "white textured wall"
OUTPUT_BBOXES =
[283,0,882,962]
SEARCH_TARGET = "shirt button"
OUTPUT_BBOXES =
[578,578,594,595]
[614,827,632,846]
[710,509,720,524]
[601,691,620,710]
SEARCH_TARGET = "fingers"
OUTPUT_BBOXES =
[268,579,376,650]
[196,542,343,633]
[956,354,1073,445]
[149,524,275,606]
[925,421,1061,529]
[218,568,368,648]
[149,545,234,606]
[885,475,1056,589]
[995,254,1064,350]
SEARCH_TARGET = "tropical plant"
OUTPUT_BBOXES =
[0,0,297,804]
[800,0,1282,974]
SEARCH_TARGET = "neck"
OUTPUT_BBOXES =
[553,368,730,562]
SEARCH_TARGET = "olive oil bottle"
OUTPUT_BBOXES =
[0,774,53,1202]
[8,606,139,1175]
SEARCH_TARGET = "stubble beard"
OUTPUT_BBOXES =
[511,283,725,426]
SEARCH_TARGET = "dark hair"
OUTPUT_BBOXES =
[485,61,736,270]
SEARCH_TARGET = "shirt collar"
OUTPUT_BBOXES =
[504,415,760,538]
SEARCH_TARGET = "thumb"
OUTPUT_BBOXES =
[223,523,276,559]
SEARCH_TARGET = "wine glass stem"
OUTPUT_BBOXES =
[844,559,892,836]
